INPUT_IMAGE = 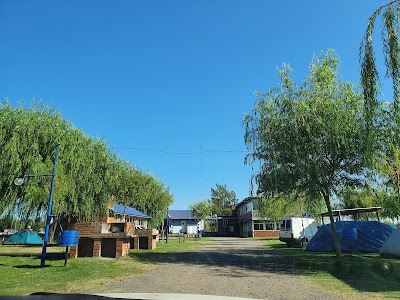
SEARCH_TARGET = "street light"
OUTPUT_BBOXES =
[14,144,60,268]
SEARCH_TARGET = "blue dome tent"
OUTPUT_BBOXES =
[4,229,43,245]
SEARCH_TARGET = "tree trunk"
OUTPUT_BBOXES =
[322,192,342,258]
[161,215,165,244]
[49,220,58,244]
[23,210,31,229]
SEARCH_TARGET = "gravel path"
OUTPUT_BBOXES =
[92,238,356,300]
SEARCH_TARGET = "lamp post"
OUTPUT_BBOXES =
[14,144,60,268]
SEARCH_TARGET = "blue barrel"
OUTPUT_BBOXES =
[58,230,79,246]
[342,228,357,240]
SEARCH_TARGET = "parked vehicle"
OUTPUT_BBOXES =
[279,216,319,248]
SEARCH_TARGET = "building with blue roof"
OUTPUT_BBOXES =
[167,210,204,234]
[108,203,151,229]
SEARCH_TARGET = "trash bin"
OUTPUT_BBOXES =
[58,230,79,246]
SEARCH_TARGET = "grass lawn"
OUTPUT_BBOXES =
[0,244,63,254]
[264,240,400,300]
[0,238,206,296]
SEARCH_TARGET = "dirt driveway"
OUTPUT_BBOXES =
[92,238,354,300]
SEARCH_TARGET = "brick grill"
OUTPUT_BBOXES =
[69,222,156,258]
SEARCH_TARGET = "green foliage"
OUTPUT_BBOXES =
[369,101,400,219]
[360,1,400,115]
[0,215,14,232]
[244,50,366,199]
[189,199,212,219]
[258,192,325,221]
[189,183,237,219]
[337,187,391,220]
[210,183,237,216]
[0,100,173,225]
[338,187,378,209]
[244,50,367,256]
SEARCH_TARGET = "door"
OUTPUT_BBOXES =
[181,220,187,233]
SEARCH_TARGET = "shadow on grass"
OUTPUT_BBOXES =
[267,242,400,293]
[13,264,53,269]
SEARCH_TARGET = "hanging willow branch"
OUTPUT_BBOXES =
[0,101,174,225]
[360,1,400,117]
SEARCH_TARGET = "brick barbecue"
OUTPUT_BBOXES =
[68,222,157,258]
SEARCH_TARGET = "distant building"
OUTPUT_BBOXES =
[68,203,156,258]
[167,210,204,234]
[207,205,239,237]
[107,203,151,229]
[236,196,280,238]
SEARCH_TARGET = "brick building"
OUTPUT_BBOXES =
[68,203,157,258]
[236,196,280,238]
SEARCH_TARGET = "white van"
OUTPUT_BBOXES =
[279,216,319,247]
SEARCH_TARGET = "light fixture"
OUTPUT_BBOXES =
[13,177,25,186]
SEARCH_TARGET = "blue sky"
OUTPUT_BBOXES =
[0,1,393,209]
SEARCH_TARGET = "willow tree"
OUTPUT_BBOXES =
[112,160,174,227]
[0,101,173,228]
[257,192,325,223]
[143,178,174,228]
[360,0,400,116]
[244,50,366,257]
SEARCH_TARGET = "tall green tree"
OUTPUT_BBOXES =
[189,199,212,219]
[0,101,174,226]
[244,50,367,257]
[210,184,237,216]
[368,100,400,219]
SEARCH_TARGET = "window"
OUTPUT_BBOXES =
[252,199,259,210]
[223,220,228,227]
[265,222,274,230]
[280,220,291,230]
[286,220,291,230]
[246,203,252,213]
[254,222,264,230]
[265,222,279,230]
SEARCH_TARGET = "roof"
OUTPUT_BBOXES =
[236,195,260,208]
[112,203,151,219]
[168,210,194,220]
[320,207,382,217]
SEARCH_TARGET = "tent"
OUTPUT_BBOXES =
[306,221,396,253]
[380,228,400,258]
[4,229,43,245]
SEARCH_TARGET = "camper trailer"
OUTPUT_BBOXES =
[279,216,319,247]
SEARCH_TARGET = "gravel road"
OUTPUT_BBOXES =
[92,238,357,300]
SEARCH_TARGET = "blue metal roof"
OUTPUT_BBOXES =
[168,210,194,220]
[112,203,150,219]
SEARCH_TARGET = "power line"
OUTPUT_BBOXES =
[114,146,250,154]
